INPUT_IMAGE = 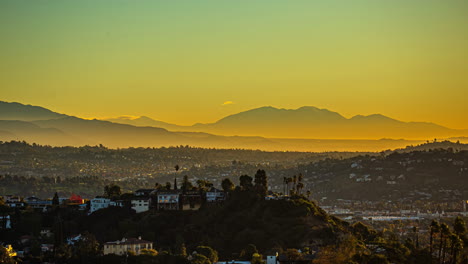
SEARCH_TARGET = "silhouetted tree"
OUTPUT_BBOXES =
[195,246,218,263]
[221,178,234,193]
[239,244,258,261]
[449,233,463,264]
[196,179,213,192]
[174,165,180,191]
[104,184,121,199]
[181,175,193,193]
[453,217,466,237]
[283,177,287,195]
[73,231,100,263]
[430,220,440,258]
[52,192,59,205]
[239,175,253,190]
[296,182,304,194]
[254,169,268,196]
[439,223,450,263]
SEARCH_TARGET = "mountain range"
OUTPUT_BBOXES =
[105,106,467,140]
[1,101,467,151]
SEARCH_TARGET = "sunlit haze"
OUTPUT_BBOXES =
[1,1,468,129]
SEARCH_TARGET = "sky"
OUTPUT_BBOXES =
[1,0,467,128]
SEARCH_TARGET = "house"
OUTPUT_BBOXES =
[90,197,111,213]
[111,200,125,207]
[267,256,277,264]
[103,237,153,255]
[26,196,52,209]
[41,244,54,252]
[206,188,225,202]
[4,195,25,208]
[215,260,252,264]
[68,194,84,205]
[0,215,12,229]
[67,234,82,245]
[277,254,315,264]
[131,197,151,213]
[157,190,180,210]
[265,195,289,201]
[40,228,53,238]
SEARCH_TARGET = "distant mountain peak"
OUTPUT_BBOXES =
[137,116,157,121]
[351,113,397,121]
[296,106,322,111]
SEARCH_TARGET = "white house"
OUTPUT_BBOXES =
[206,188,225,202]
[267,255,278,264]
[110,200,125,207]
[131,198,151,213]
[0,215,12,229]
[90,197,111,213]
[104,237,153,255]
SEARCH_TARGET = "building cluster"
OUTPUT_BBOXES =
[1,194,86,211]
[1,187,226,219]
[321,199,468,222]
[103,237,153,256]
[90,187,226,214]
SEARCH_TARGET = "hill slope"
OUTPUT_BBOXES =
[0,101,66,121]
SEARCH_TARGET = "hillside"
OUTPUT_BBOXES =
[105,116,186,131]
[0,101,66,121]
[292,145,468,202]
[83,193,345,259]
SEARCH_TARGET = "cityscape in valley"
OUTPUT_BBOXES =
[2,1,468,264]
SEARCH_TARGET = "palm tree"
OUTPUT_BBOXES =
[412,226,419,248]
[297,182,304,194]
[449,234,463,264]
[283,177,287,195]
[174,165,180,190]
[287,177,293,196]
[430,220,440,259]
[453,217,466,237]
[439,223,450,264]
[298,173,303,183]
